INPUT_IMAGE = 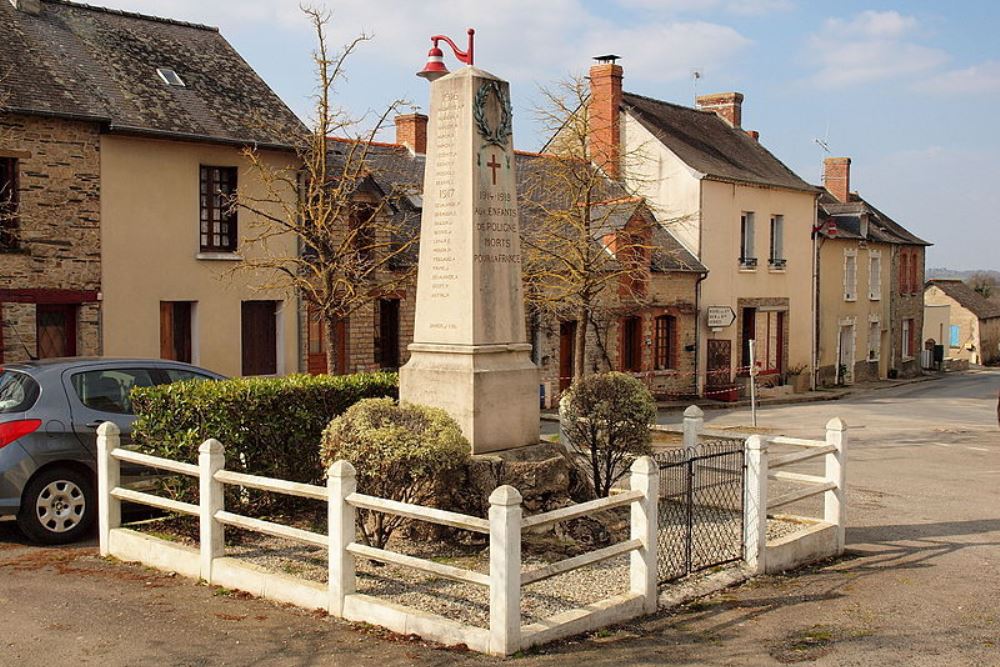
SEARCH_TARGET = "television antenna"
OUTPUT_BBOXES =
[691,68,703,103]
[813,120,832,181]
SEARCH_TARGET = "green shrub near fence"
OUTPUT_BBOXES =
[130,372,398,512]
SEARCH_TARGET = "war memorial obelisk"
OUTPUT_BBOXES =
[399,66,539,454]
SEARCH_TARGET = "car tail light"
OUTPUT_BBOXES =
[0,419,42,448]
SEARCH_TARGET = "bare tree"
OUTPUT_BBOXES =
[520,75,656,380]
[968,272,998,300]
[233,8,417,373]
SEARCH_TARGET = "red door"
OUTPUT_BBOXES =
[36,304,77,359]
[559,321,577,391]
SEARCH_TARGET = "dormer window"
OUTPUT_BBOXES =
[157,68,186,87]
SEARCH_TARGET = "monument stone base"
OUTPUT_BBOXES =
[400,342,540,454]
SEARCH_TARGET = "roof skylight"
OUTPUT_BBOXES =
[156,68,186,87]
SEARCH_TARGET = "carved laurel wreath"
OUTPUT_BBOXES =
[473,80,513,147]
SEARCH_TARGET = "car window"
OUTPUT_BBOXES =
[162,369,214,384]
[0,371,40,413]
[71,368,157,415]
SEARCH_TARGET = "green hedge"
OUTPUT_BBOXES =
[131,372,398,510]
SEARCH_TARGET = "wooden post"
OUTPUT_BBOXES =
[682,405,704,451]
[489,485,522,656]
[743,435,768,574]
[328,460,357,618]
[630,456,659,613]
[824,418,848,554]
[198,439,225,582]
[96,421,121,557]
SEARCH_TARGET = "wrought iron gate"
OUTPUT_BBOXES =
[656,441,746,583]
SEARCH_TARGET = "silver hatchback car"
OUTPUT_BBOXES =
[0,358,223,544]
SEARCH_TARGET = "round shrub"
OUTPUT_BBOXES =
[560,371,656,497]
[320,398,470,549]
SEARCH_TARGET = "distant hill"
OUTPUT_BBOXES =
[927,267,1000,281]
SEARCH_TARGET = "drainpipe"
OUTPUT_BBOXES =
[811,195,821,391]
[694,270,708,397]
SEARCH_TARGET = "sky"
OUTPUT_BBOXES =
[112,1,1000,271]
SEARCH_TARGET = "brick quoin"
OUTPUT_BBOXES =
[588,62,623,179]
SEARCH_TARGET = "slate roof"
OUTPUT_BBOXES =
[926,279,1000,321]
[621,92,817,193]
[817,191,930,246]
[335,141,706,273]
[0,0,305,148]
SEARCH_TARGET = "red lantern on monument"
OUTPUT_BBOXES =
[417,28,475,81]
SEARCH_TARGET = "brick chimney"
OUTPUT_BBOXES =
[9,0,42,13]
[588,57,624,178]
[824,157,851,203]
[395,113,428,155]
[696,92,744,128]
[745,130,760,142]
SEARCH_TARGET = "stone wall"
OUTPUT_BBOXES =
[0,113,102,361]
[890,246,924,378]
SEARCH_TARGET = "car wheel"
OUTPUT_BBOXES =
[17,467,95,545]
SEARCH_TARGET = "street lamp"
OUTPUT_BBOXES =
[416,28,475,81]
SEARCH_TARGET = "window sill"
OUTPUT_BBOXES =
[844,296,857,302]
[196,252,243,261]
[768,267,786,274]
[867,357,879,363]
[869,296,881,301]
[738,267,758,274]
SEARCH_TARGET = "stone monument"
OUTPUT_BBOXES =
[400,66,539,454]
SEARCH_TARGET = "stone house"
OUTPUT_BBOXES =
[924,279,1000,365]
[306,114,707,401]
[1,0,304,376]
[815,157,931,385]
[586,58,819,396]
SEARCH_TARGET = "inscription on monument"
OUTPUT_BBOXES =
[429,91,462,316]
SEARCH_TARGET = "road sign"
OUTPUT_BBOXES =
[706,306,736,328]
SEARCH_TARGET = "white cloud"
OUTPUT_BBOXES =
[915,61,1000,95]
[807,10,947,87]
[617,0,793,15]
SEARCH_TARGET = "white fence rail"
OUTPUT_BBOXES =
[96,423,658,656]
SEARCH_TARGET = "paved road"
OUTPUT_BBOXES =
[1,370,998,666]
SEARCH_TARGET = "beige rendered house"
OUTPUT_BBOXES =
[587,59,818,396]
[924,279,1000,365]
[1,0,304,377]
[814,158,931,386]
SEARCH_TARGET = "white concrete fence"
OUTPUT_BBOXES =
[97,414,847,655]
[96,423,658,656]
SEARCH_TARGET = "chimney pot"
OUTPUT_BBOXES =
[9,0,42,13]
[588,61,624,178]
[696,92,744,128]
[395,113,428,155]
[824,157,851,203]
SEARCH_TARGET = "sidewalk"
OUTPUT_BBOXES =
[540,371,944,421]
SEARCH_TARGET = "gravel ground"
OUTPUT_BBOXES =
[133,512,804,629]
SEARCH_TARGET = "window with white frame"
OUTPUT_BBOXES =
[844,251,857,301]
[740,212,756,267]
[868,319,880,361]
[869,252,881,300]
[769,215,785,268]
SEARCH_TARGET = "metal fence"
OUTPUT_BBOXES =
[655,440,746,583]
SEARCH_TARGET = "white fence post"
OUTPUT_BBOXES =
[630,456,659,613]
[96,422,121,557]
[198,439,225,582]
[682,405,704,451]
[328,460,357,618]
[824,418,848,554]
[489,485,522,656]
[743,435,769,574]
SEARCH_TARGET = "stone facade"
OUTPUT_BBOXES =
[0,113,102,362]
[890,246,925,378]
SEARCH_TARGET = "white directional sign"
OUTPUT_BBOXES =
[706,306,736,328]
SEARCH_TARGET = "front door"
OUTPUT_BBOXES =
[706,339,732,389]
[559,321,577,391]
[241,300,277,376]
[377,299,400,370]
[36,304,77,359]
[838,324,855,385]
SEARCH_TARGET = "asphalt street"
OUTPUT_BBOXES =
[0,369,997,666]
